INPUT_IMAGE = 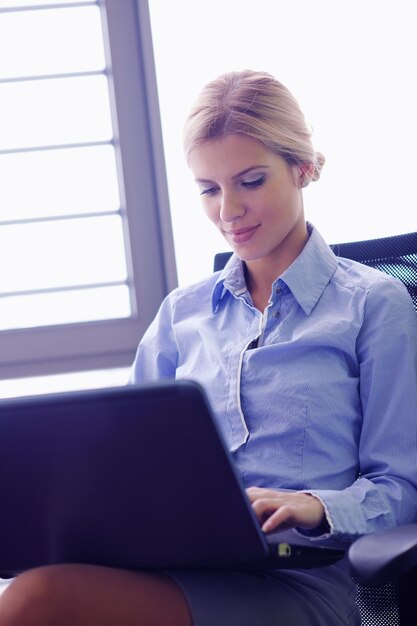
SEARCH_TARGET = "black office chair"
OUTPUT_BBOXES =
[332,232,417,626]
[214,230,417,626]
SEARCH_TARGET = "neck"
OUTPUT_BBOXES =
[244,223,309,311]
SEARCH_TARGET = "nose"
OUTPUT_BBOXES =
[219,190,245,223]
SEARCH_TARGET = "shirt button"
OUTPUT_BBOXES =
[272,310,280,318]
[275,287,281,294]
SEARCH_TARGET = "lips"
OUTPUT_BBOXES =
[225,225,260,244]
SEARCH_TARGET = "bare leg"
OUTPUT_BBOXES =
[0,564,192,626]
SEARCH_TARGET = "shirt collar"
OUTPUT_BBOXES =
[211,223,338,315]
[212,254,246,312]
[280,224,338,315]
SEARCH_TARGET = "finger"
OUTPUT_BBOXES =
[246,487,285,502]
[250,497,288,526]
[250,497,282,516]
[261,500,325,533]
[261,505,296,532]
[245,486,266,501]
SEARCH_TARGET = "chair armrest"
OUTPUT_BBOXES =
[348,524,417,586]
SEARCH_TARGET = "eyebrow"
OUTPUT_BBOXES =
[195,165,270,184]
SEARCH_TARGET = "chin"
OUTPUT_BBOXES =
[233,249,266,263]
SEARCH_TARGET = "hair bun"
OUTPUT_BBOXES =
[313,152,326,181]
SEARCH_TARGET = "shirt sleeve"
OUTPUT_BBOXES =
[304,276,417,541]
[129,290,179,383]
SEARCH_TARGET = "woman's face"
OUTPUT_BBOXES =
[189,134,309,272]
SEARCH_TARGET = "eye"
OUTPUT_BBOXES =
[241,175,265,189]
[200,185,219,196]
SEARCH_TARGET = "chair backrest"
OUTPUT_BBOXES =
[213,251,233,272]
[214,231,417,312]
[326,232,417,625]
[330,231,417,311]
[214,231,417,625]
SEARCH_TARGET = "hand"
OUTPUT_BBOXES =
[246,486,325,533]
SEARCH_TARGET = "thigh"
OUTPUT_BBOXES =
[169,562,360,626]
[0,564,192,626]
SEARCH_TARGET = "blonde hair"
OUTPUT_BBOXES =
[183,70,324,183]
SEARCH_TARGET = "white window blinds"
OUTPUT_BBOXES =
[0,0,176,379]
[0,1,130,330]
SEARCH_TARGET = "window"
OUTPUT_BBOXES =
[0,0,176,380]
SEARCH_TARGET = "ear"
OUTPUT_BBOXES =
[298,163,315,188]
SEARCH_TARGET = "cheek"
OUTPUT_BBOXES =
[202,200,220,225]
[266,188,301,219]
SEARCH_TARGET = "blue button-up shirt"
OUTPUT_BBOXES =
[130,225,417,540]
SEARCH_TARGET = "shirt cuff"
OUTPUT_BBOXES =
[297,489,368,541]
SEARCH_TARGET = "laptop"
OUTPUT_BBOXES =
[0,380,346,576]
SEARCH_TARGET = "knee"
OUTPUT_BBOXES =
[0,567,58,626]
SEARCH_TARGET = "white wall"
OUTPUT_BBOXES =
[149,0,417,286]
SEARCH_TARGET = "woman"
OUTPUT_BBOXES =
[0,70,416,626]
